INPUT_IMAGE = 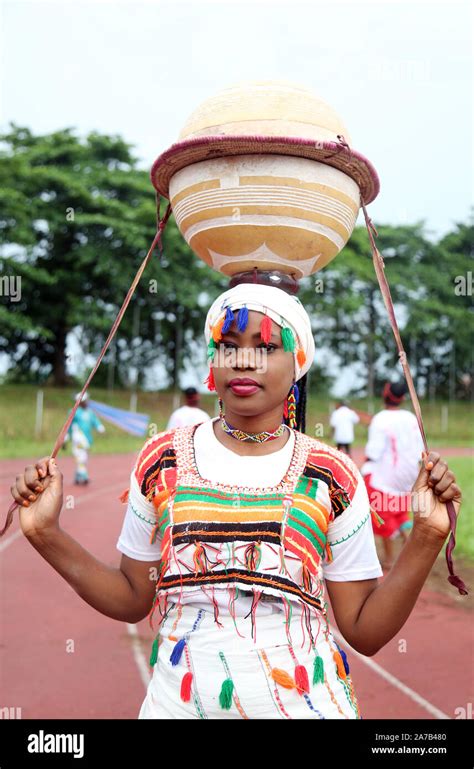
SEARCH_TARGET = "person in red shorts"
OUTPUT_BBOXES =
[361,381,424,570]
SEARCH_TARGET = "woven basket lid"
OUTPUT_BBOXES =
[151,80,379,203]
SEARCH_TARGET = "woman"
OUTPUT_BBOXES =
[10,283,462,720]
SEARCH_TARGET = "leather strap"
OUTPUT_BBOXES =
[361,201,468,595]
[0,201,172,537]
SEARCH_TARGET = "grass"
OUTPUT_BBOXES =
[445,456,474,560]
[1,384,472,457]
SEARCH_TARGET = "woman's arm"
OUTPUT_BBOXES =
[10,456,159,624]
[326,451,462,656]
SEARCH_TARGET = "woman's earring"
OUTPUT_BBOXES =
[218,398,224,418]
[286,381,299,428]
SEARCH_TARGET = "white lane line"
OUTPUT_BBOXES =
[0,481,126,554]
[331,626,451,720]
[126,623,152,689]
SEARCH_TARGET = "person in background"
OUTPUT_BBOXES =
[64,393,105,485]
[166,386,211,429]
[361,381,425,570]
[330,400,370,456]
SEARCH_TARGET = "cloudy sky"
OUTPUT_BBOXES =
[2,0,472,238]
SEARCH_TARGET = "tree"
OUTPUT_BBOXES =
[0,125,222,387]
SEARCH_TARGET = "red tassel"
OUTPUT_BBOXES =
[180,672,193,702]
[260,314,272,344]
[204,366,216,391]
[295,664,310,694]
[283,398,288,419]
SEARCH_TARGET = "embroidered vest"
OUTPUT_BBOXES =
[133,424,360,634]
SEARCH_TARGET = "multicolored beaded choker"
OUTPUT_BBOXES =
[219,415,287,443]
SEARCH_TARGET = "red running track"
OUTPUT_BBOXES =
[0,452,472,720]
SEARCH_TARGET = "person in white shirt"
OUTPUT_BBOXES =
[361,381,424,570]
[330,401,364,456]
[166,387,211,429]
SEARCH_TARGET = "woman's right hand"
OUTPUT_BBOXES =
[10,457,63,539]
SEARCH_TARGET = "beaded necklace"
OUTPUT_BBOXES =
[219,415,288,443]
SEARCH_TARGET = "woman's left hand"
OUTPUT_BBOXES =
[411,451,462,542]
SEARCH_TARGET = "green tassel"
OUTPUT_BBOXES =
[149,636,159,667]
[219,678,234,710]
[313,654,324,685]
[281,326,295,353]
[207,338,217,361]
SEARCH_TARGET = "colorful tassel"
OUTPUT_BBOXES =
[193,542,207,574]
[337,646,350,675]
[119,488,129,503]
[295,664,310,694]
[244,541,262,571]
[283,399,288,419]
[237,306,248,332]
[333,650,347,680]
[180,671,193,702]
[325,541,333,563]
[222,306,234,333]
[271,668,297,689]
[281,326,295,352]
[219,678,234,710]
[293,382,299,404]
[260,313,272,344]
[296,348,306,368]
[313,654,325,685]
[207,337,217,361]
[204,366,216,391]
[170,638,186,666]
[370,506,385,527]
[149,636,159,667]
[150,523,160,545]
[211,315,225,342]
[302,563,312,593]
[152,488,170,510]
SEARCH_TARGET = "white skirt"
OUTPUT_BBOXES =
[138,600,361,719]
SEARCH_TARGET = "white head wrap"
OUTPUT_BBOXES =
[204,284,315,381]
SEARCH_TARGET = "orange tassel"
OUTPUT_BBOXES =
[153,488,170,510]
[271,668,297,689]
[193,543,207,574]
[260,314,273,344]
[180,672,193,702]
[333,651,347,680]
[302,563,312,593]
[204,366,216,391]
[119,488,129,503]
[149,523,160,545]
[371,506,385,527]
[211,315,225,342]
[295,664,310,694]
[325,541,333,563]
[296,348,306,368]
